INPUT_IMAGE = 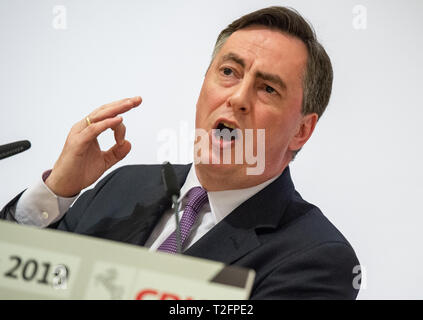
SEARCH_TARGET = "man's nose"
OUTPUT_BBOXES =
[226,81,252,114]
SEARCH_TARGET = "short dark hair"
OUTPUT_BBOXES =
[212,6,333,119]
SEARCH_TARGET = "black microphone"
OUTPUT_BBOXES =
[161,161,180,200]
[161,161,182,253]
[0,140,31,160]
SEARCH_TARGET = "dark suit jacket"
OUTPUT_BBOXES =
[1,164,360,299]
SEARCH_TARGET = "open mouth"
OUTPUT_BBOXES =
[213,121,239,142]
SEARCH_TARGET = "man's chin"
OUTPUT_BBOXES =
[195,161,244,172]
[194,162,246,191]
[194,161,243,178]
[195,162,254,182]
[195,162,270,191]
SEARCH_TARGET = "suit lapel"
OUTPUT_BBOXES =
[183,215,261,265]
[91,164,295,265]
[133,164,192,245]
[184,166,295,265]
[88,164,191,246]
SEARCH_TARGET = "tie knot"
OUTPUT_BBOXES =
[185,186,208,213]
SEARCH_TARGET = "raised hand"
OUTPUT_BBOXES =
[45,96,142,197]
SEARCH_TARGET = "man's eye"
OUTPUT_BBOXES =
[265,85,276,94]
[222,67,233,76]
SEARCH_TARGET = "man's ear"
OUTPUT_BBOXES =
[288,113,318,152]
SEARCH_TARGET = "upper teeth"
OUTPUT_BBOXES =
[221,121,236,129]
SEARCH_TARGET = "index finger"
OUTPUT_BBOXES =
[90,96,142,123]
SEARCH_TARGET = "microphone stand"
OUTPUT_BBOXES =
[172,194,182,254]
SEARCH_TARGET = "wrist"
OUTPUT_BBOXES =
[43,170,79,198]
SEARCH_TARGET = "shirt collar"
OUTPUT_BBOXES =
[178,165,281,224]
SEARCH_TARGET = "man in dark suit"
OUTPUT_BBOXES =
[1,6,360,299]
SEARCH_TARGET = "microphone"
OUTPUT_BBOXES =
[161,161,182,253]
[0,140,31,160]
[161,161,180,200]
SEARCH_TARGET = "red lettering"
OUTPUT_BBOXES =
[160,292,180,300]
[135,289,158,300]
[135,289,194,300]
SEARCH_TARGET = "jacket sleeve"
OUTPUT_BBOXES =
[47,166,125,231]
[250,241,361,300]
[0,190,26,222]
[0,167,124,231]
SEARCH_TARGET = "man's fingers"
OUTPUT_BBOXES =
[102,96,141,110]
[72,96,141,133]
[80,116,123,143]
[90,96,142,124]
[113,122,126,146]
[102,140,132,170]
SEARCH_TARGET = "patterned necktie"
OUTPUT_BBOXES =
[157,186,208,254]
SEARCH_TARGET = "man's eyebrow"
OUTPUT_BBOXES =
[220,52,246,68]
[219,52,287,91]
[256,71,287,91]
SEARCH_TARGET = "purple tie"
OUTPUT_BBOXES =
[157,186,208,254]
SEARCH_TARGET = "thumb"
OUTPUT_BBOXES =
[103,140,132,170]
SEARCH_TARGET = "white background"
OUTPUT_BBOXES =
[1,0,422,299]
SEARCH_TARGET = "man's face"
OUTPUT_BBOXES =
[195,26,312,190]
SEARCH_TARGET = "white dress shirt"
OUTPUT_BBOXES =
[15,165,280,251]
